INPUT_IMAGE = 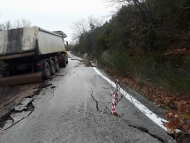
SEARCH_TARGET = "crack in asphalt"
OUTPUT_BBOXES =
[116,94,124,103]
[46,87,56,102]
[113,93,166,142]
[89,88,166,142]
[89,91,166,143]
[1,102,35,131]
[0,110,14,129]
[122,92,141,118]
[90,89,100,112]
[103,105,109,113]
[89,89,122,118]
[86,112,97,123]
[126,123,167,143]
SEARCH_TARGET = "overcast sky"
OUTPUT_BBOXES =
[0,0,114,42]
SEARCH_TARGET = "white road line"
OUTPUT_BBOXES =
[93,67,167,131]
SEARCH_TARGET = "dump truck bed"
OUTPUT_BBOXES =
[0,27,38,57]
[0,26,66,60]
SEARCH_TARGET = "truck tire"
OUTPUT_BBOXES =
[55,58,59,72]
[59,56,66,68]
[43,61,51,79]
[50,60,56,75]
[2,73,9,77]
[1,65,10,77]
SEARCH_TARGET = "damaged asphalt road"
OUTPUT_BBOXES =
[0,57,176,143]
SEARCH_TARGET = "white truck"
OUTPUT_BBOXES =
[0,26,68,86]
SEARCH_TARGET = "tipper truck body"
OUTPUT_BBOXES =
[0,26,68,86]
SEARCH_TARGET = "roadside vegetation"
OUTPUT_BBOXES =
[69,0,190,138]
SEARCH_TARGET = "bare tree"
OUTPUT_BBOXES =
[0,24,6,31]
[13,20,21,29]
[0,19,31,31]
[88,15,103,30]
[0,20,12,30]
[71,19,88,42]
[71,16,104,42]
[105,0,133,7]
[5,21,12,30]
[13,19,31,28]
[21,19,31,27]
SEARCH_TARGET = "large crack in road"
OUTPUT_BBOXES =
[90,89,100,112]
[128,124,167,143]
[89,88,168,143]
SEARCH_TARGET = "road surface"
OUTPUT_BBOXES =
[0,56,176,143]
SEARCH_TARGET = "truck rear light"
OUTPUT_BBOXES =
[58,57,63,61]
[36,63,41,67]
[1,67,6,71]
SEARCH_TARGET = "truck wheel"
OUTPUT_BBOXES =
[1,65,10,77]
[44,61,51,79]
[50,60,56,75]
[59,56,66,68]
[2,73,9,77]
[2,70,10,77]
[55,58,59,72]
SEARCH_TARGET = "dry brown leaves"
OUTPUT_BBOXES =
[164,48,187,55]
[164,111,190,136]
[122,76,190,114]
[122,76,190,137]
[104,68,115,75]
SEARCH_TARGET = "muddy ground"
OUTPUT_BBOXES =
[0,83,40,123]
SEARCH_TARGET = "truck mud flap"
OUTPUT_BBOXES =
[0,72,43,86]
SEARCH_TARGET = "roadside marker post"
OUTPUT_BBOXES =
[93,67,167,130]
[110,79,120,116]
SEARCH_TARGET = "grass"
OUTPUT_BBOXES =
[182,113,190,119]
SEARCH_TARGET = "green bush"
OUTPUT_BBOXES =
[72,0,190,94]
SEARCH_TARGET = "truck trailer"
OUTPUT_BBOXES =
[0,26,68,86]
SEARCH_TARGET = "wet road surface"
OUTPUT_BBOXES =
[0,57,176,143]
